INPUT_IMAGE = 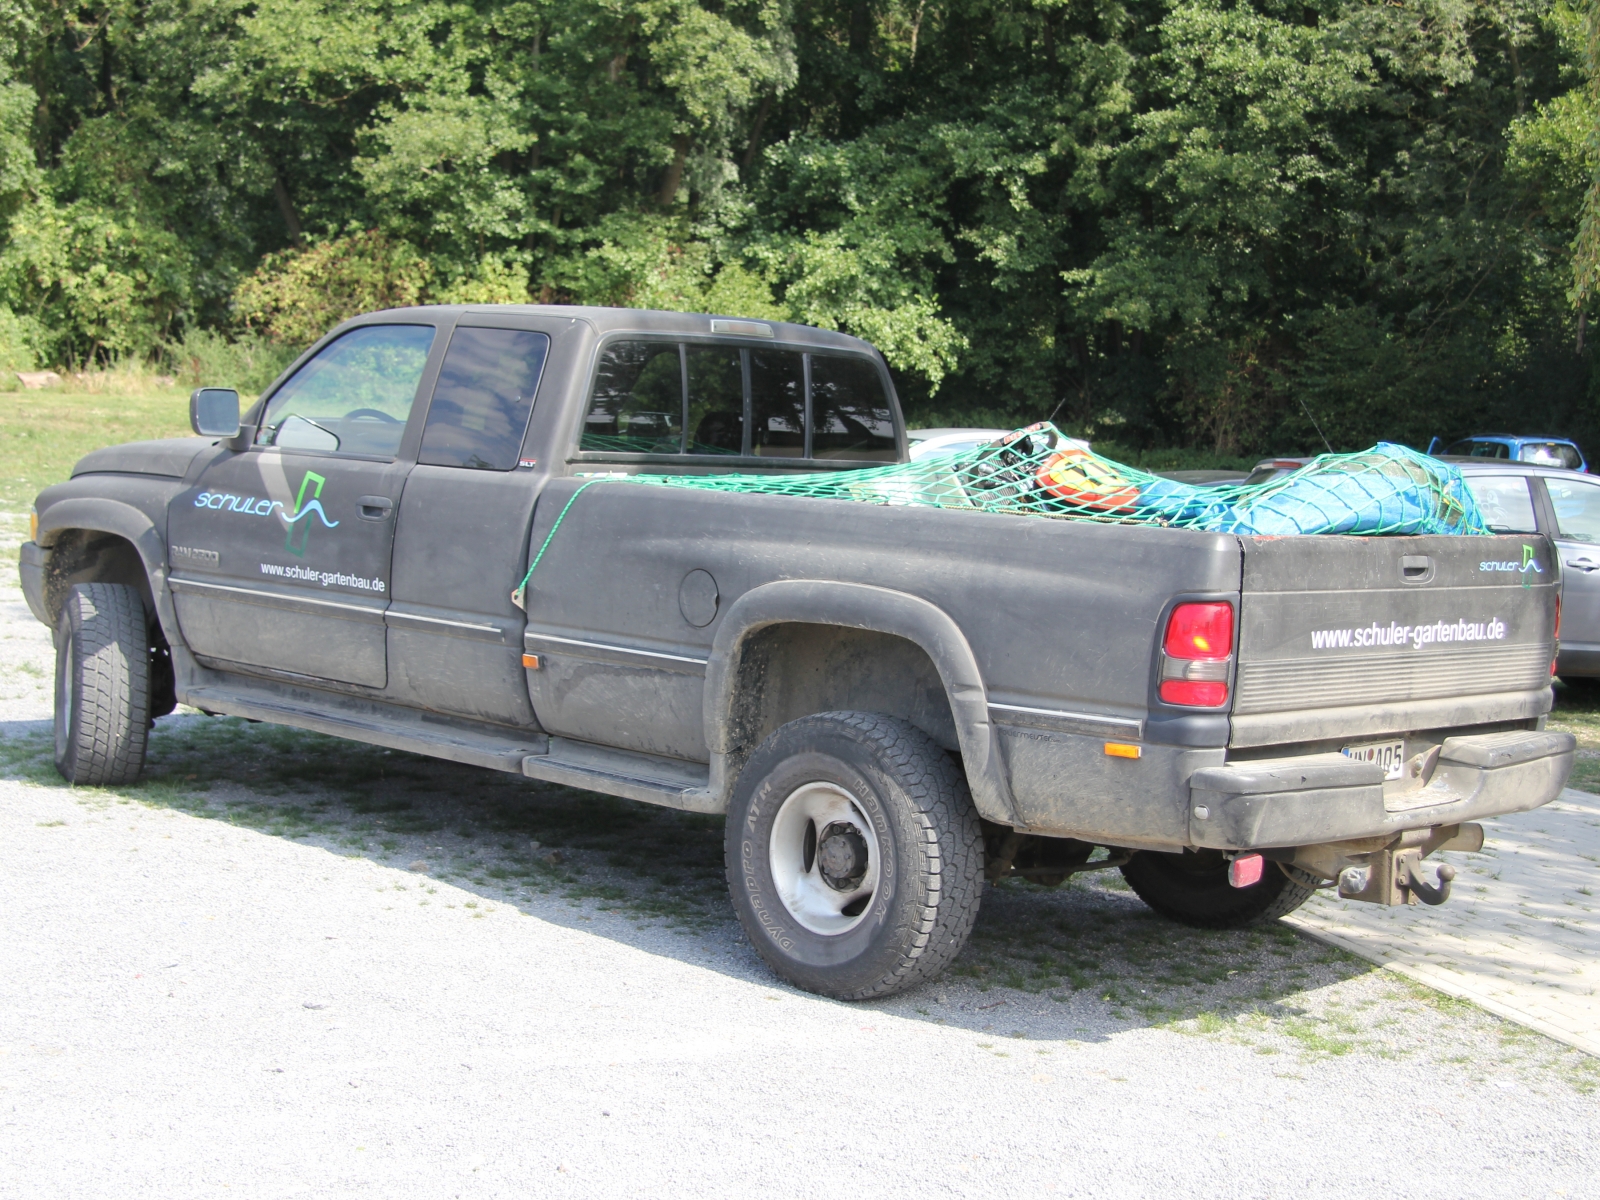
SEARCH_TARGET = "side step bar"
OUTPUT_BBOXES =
[522,737,719,814]
[183,683,548,774]
[180,682,721,813]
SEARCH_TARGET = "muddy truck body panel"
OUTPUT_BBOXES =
[18,304,1573,872]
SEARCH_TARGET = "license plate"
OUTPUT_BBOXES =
[1342,739,1406,781]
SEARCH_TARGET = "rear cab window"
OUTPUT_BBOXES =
[577,337,898,465]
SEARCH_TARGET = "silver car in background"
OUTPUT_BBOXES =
[1449,459,1600,677]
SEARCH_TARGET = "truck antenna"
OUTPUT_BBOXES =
[1297,395,1334,455]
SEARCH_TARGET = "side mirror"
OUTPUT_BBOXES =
[190,388,241,439]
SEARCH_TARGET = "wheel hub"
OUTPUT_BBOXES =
[817,822,869,891]
[767,782,882,936]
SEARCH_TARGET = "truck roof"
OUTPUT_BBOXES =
[346,304,879,354]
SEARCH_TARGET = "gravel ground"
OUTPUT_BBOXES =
[3,513,1598,1197]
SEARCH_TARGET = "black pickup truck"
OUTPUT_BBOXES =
[19,306,1575,999]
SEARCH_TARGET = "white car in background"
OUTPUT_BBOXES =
[906,427,1092,461]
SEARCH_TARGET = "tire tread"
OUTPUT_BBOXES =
[55,583,150,786]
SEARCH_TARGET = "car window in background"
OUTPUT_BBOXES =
[257,324,436,458]
[1521,442,1582,470]
[687,345,745,455]
[1447,439,1510,459]
[419,328,550,470]
[811,355,896,461]
[1547,478,1600,544]
[582,341,683,453]
[749,350,805,457]
[1465,475,1538,534]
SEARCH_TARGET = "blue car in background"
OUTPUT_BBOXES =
[1428,433,1588,472]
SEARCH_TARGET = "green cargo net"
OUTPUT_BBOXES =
[512,423,1486,607]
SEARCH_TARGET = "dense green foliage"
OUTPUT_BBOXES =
[2,0,1597,452]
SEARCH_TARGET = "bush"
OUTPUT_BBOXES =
[0,304,43,380]
[232,231,433,347]
[165,328,302,397]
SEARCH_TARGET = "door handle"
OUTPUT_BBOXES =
[1566,556,1600,572]
[358,496,393,521]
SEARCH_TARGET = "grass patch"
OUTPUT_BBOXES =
[0,386,195,513]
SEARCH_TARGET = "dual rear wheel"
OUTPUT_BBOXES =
[725,710,1310,998]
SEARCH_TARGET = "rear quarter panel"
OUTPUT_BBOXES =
[519,479,1242,840]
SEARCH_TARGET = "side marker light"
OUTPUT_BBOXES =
[1104,742,1142,759]
[522,653,541,670]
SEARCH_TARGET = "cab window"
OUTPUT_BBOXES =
[579,339,899,463]
[750,350,805,456]
[1464,475,1538,534]
[1547,478,1600,544]
[419,328,550,470]
[257,324,436,458]
[811,355,897,461]
[686,345,745,455]
[581,341,684,453]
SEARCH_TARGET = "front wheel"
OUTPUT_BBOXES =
[1119,848,1313,929]
[726,712,984,1000]
[54,582,152,786]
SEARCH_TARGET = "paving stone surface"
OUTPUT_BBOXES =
[1289,789,1600,1056]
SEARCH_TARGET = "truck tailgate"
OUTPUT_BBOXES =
[1231,534,1557,748]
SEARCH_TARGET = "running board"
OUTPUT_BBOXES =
[522,737,720,814]
[182,683,548,773]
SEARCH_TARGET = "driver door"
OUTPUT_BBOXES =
[168,322,443,688]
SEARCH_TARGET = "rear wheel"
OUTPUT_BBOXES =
[1119,848,1313,929]
[726,712,983,999]
[54,583,151,786]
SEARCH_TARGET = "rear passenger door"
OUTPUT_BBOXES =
[386,318,564,727]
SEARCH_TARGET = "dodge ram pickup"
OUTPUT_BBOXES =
[19,305,1576,999]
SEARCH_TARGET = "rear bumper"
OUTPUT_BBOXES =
[17,541,48,627]
[1187,729,1575,850]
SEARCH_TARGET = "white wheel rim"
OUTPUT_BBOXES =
[769,781,881,936]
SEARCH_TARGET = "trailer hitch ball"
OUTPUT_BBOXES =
[1406,860,1456,906]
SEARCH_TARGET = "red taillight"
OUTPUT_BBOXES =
[1164,602,1234,660]
[1160,680,1229,706]
[1161,602,1234,707]
[1554,595,1562,675]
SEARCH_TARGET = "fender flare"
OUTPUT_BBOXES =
[703,579,1017,823]
[36,498,179,640]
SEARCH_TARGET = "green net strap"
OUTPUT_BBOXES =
[511,426,1487,605]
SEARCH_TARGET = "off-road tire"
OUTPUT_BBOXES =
[54,583,151,786]
[726,712,984,1000]
[1119,848,1313,929]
